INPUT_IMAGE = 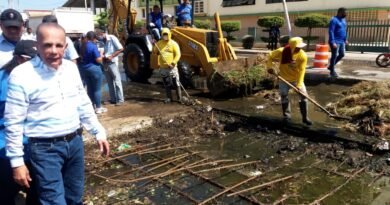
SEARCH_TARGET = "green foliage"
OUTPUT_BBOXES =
[294,14,329,50]
[241,35,254,49]
[223,65,271,88]
[135,20,144,29]
[294,14,329,28]
[194,20,211,29]
[221,21,241,42]
[96,11,109,30]
[257,16,284,28]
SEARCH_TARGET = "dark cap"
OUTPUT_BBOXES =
[42,15,58,23]
[0,9,23,27]
[13,40,38,59]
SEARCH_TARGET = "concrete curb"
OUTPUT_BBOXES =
[212,107,387,154]
[234,48,379,67]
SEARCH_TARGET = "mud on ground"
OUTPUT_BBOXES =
[83,105,390,204]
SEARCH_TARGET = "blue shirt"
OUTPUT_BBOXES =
[329,16,347,44]
[0,69,28,159]
[103,35,123,64]
[0,34,17,68]
[81,41,101,67]
[4,56,106,167]
[0,69,10,159]
[176,3,192,22]
[150,12,163,31]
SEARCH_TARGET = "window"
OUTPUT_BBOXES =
[266,0,307,3]
[222,0,256,7]
[142,9,145,18]
[194,0,204,13]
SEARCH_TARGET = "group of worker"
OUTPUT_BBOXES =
[0,4,348,205]
[149,0,192,40]
[74,29,125,114]
[149,0,193,103]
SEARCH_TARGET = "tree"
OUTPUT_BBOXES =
[96,11,109,30]
[257,16,285,44]
[221,21,240,42]
[257,16,284,28]
[194,20,211,29]
[294,14,329,49]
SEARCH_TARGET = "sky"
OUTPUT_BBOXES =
[0,0,68,12]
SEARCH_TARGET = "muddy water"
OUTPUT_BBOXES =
[86,124,390,204]
[195,130,387,205]
[86,82,390,204]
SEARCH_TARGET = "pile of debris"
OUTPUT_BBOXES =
[327,81,390,137]
[221,54,276,93]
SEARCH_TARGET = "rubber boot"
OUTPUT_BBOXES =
[282,102,291,123]
[176,85,183,103]
[163,77,173,103]
[299,101,313,126]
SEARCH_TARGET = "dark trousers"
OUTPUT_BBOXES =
[328,42,346,70]
[29,135,84,205]
[269,37,278,50]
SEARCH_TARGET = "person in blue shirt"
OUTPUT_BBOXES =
[0,9,24,68]
[79,31,107,114]
[328,7,348,78]
[176,0,192,26]
[149,5,163,40]
[0,40,39,205]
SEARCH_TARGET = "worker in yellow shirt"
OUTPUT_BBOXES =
[267,37,312,125]
[153,28,182,103]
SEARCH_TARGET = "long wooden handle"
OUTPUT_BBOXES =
[275,74,334,117]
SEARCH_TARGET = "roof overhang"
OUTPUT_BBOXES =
[62,0,107,8]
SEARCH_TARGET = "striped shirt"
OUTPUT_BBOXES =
[4,56,106,167]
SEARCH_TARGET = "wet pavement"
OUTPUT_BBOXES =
[235,48,390,81]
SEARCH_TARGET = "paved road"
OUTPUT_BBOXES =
[235,48,390,81]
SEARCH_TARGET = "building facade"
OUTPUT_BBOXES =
[134,0,390,49]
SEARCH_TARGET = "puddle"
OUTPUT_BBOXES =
[84,106,390,204]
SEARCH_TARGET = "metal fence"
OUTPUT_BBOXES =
[347,20,390,53]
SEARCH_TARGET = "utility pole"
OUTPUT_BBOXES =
[84,0,88,11]
[90,0,95,14]
[282,0,292,37]
[8,0,13,9]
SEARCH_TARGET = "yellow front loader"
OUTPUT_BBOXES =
[115,0,258,96]
[150,12,258,96]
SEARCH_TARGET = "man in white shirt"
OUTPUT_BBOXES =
[5,23,110,205]
[22,27,36,40]
[96,29,125,105]
[42,15,79,63]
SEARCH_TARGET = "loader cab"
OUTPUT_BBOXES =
[123,0,195,83]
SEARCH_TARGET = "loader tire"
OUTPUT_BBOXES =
[178,61,193,88]
[123,43,152,83]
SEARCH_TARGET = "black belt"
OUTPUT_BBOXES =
[29,128,83,143]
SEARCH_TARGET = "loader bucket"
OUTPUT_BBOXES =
[207,54,270,97]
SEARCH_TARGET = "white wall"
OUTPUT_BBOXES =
[209,0,390,16]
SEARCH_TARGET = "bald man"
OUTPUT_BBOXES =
[4,23,110,205]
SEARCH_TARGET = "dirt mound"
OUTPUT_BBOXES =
[327,81,390,137]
